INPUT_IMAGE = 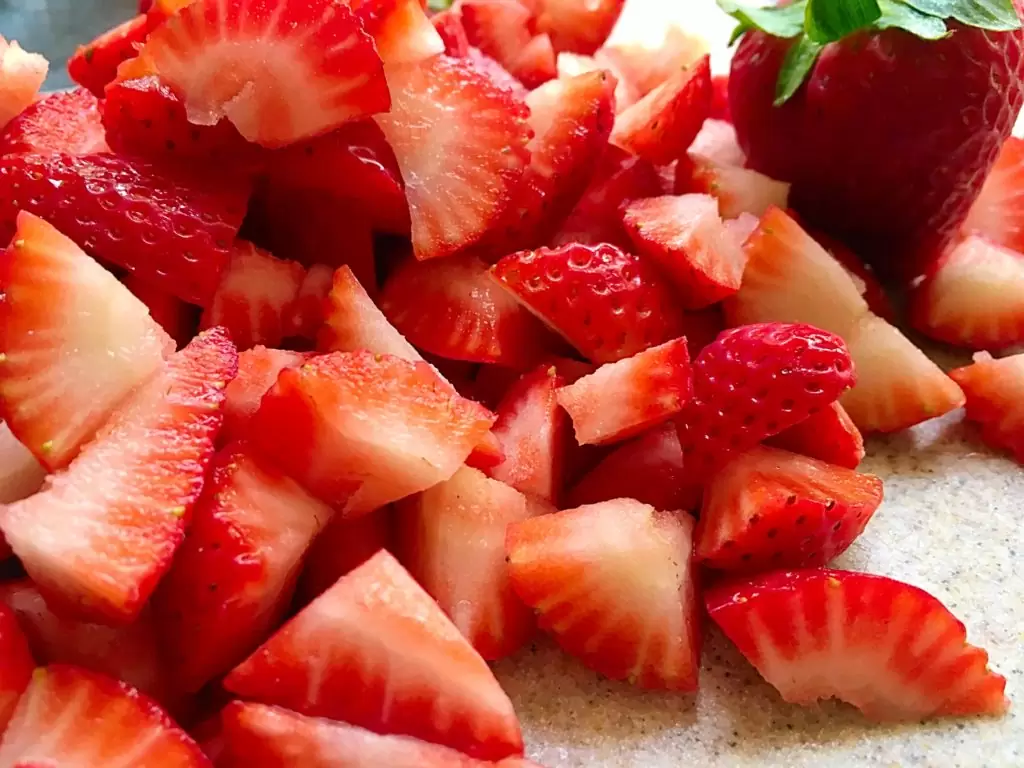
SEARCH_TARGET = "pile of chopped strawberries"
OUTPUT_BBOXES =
[0,0,1019,763]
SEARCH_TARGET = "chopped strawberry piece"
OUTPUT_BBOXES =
[0,328,237,625]
[221,346,309,446]
[250,351,495,514]
[556,51,640,112]
[599,24,709,97]
[225,550,523,760]
[557,337,692,446]
[806,225,896,323]
[380,254,562,368]
[767,402,865,470]
[688,118,746,168]
[962,136,1024,254]
[154,446,332,693]
[135,0,390,147]
[706,569,1009,720]
[0,422,44,504]
[460,0,534,75]
[433,9,472,57]
[697,446,883,573]
[283,263,333,342]
[492,242,685,364]
[0,88,107,156]
[0,665,209,765]
[507,499,700,690]
[349,0,444,66]
[374,55,531,260]
[676,155,790,219]
[512,35,558,88]
[466,47,531,99]
[951,351,1024,463]
[611,55,712,165]
[0,37,48,130]
[0,603,33,732]
[69,14,152,97]
[467,428,508,471]
[0,213,173,471]
[0,152,251,306]
[124,274,199,350]
[622,194,749,309]
[533,0,625,54]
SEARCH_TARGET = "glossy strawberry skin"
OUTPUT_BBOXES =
[730,25,1024,281]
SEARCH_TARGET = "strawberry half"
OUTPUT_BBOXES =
[676,156,791,219]
[697,446,883,573]
[766,401,865,470]
[374,54,531,260]
[0,603,33,732]
[950,351,1024,463]
[962,135,1024,254]
[0,37,48,130]
[706,569,1009,720]
[225,550,523,760]
[68,14,154,97]
[380,253,562,368]
[0,422,44,505]
[221,346,309,446]
[0,328,237,625]
[533,0,625,54]
[0,152,251,306]
[154,446,332,693]
[0,88,107,156]
[507,499,700,690]
[134,0,390,147]
[0,665,209,766]
[250,351,495,514]
[0,212,173,471]
[621,194,749,309]
[492,242,685,364]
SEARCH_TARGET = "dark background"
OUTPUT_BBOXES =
[0,0,138,88]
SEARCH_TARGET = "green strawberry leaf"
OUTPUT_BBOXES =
[949,0,1022,30]
[877,0,952,36]
[718,0,808,40]
[775,34,824,105]
[806,0,883,42]
[427,0,454,11]
[900,0,959,14]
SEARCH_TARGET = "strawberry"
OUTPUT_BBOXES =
[688,118,746,168]
[0,152,251,306]
[68,14,153,97]
[250,351,495,514]
[0,603,33,732]
[224,550,523,760]
[675,156,790,219]
[374,55,531,260]
[200,240,306,351]
[0,88,107,156]
[284,263,334,342]
[0,422,44,504]
[0,665,209,765]
[697,446,883,574]
[598,23,709,97]
[0,37,48,130]
[950,351,1024,463]
[124,273,200,350]
[0,328,237,625]
[511,34,558,88]
[0,212,173,471]
[347,0,445,67]
[910,235,1024,350]
[460,0,556,88]
[556,51,640,112]
[532,0,625,54]
[962,136,1024,253]
[557,337,692,446]
[380,254,562,367]
[611,55,713,165]
[486,365,568,503]
[296,506,393,607]
[564,422,687,511]
[506,499,700,690]
[491,242,686,364]
[621,194,749,309]
[766,401,865,470]
[705,569,1009,720]
[397,466,539,660]
[433,9,472,57]
[725,3,1024,282]
[808,225,896,323]
[154,446,332,693]
[222,346,309,446]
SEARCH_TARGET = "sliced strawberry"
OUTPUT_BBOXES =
[250,351,495,514]
[283,263,333,343]
[676,155,790,219]
[507,499,699,690]
[706,569,1009,720]
[460,0,534,75]
[375,54,531,260]
[697,446,883,573]
[598,24,709,97]
[809,226,895,322]
[0,212,173,471]
[962,135,1024,253]
[492,242,685,364]
[0,152,251,306]
[533,0,625,54]
[380,254,562,367]
[0,37,48,130]
[348,0,444,67]
[225,550,523,760]
[0,328,237,625]
[621,194,749,309]
[767,401,865,470]
[611,55,712,165]
[222,346,309,446]
[950,352,1024,463]
[68,14,152,97]
[465,47,530,99]
[154,446,332,693]
[124,274,200,350]
[556,51,640,112]
[0,665,209,765]
[688,118,746,168]
[511,34,558,88]
[0,603,33,732]
[0,88,107,156]
[433,9,472,57]
[0,422,44,505]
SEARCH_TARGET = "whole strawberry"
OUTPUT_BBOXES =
[724,0,1024,280]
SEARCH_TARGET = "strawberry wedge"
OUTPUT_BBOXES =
[221,346,309,445]
[767,401,865,470]
[962,135,1024,254]
[950,351,1024,464]
[0,88,107,156]
[0,603,33,732]
[0,36,48,130]
[68,14,154,97]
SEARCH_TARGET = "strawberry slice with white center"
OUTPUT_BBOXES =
[961,135,1024,253]
[222,346,309,445]
[0,603,33,732]
[0,422,44,504]
[676,156,791,219]
[0,328,237,626]
[397,466,540,661]
[0,212,173,471]
[133,0,390,147]
[950,351,1024,464]
[0,36,48,129]
[556,337,693,446]
[374,54,531,260]
[766,401,865,470]
[507,499,700,690]
[696,446,883,573]
[0,665,209,766]
[534,0,625,54]
[348,0,444,67]
[621,194,750,309]
[688,118,747,168]
[706,569,1009,720]
[225,550,523,760]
